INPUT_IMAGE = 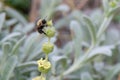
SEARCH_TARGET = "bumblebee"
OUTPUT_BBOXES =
[36,18,47,34]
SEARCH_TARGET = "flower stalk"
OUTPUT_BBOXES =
[33,19,56,80]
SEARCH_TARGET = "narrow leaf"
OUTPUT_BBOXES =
[1,56,17,80]
[16,61,37,69]
[108,6,120,17]
[22,33,38,61]
[63,45,114,76]
[22,23,34,34]
[11,36,26,54]
[105,64,120,80]
[102,0,109,12]
[83,16,96,45]
[87,45,114,59]
[5,19,17,27]
[70,20,83,59]
[16,62,37,74]
[0,32,22,43]
[0,13,6,31]
[97,15,113,39]
[5,7,27,25]
[2,42,11,55]
[81,72,94,80]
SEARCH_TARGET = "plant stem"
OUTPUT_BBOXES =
[45,54,48,61]
[97,15,113,39]
[62,15,114,78]
[62,44,94,76]
[48,37,50,43]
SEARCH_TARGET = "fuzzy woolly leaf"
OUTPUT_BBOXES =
[11,36,26,54]
[2,42,11,55]
[83,16,96,45]
[5,7,27,25]
[87,46,114,59]
[105,64,120,80]
[108,6,120,17]
[70,20,83,59]
[22,33,39,61]
[5,19,17,27]
[0,32,22,43]
[0,13,6,31]
[102,0,109,12]
[1,56,17,80]
[81,72,94,80]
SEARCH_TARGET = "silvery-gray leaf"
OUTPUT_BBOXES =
[90,9,103,28]
[5,7,27,25]
[87,46,114,58]
[13,23,23,32]
[105,63,120,80]
[102,0,109,12]
[83,16,96,45]
[62,41,73,55]
[22,23,35,34]
[1,32,22,43]
[55,4,70,12]
[1,56,17,80]
[70,20,83,58]
[105,28,120,44]
[81,72,93,80]
[94,62,104,72]
[0,13,6,31]
[5,19,17,27]
[2,42,11,55]
[11,36,26,55]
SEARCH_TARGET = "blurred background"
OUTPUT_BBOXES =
[1,0,120,47]
[0,0,120,80]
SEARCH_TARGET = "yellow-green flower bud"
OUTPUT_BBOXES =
[32,76,45,80]
[44,27,56,38]
[37,58,51,73]
[42,42,54,54]
[47,20,53,26]
[109,1,117,8]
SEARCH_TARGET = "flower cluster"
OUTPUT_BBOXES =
[109,1,116,7]
[32,20,55,80]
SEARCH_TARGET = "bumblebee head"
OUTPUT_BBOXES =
[42,19,47,24]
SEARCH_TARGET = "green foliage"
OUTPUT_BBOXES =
[1,56,17,80]
[4,0,30,13]
[0,0,120,80]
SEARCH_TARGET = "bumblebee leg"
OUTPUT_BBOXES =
[42,30,46,35]
[38,29,43,34]
[38,29,46,35]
